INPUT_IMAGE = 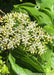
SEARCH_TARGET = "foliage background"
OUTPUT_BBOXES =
[0,0,54,75]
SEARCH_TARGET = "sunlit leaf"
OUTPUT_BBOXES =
[9,53,33,75]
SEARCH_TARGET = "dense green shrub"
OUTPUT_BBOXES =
[0,0,54,75]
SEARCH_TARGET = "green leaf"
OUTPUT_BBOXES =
[40,46,53,72]
[36,0,54,25]
[19,6,52,25]
[18,2,35,7]
[13,2,54,27]
[13,2,35,10]
[36,0,54,11]
[13,2,53,26]
[44,25,54,35]
[9,53,44,75]
[41,47,52,61]
[10,47,44,73]
[9,53,33,75]
[51,53,54,69]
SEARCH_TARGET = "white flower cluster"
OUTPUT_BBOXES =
[0,12,53,55]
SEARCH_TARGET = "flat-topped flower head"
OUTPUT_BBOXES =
[0,12,53,55]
